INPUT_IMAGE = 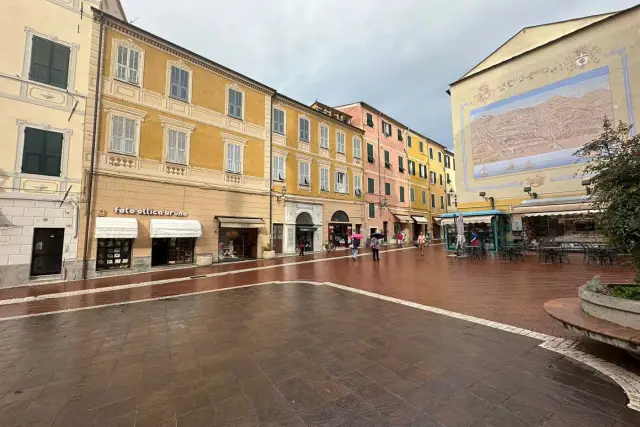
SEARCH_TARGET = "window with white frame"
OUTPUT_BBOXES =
[273,108,285,134]
[354,175,362,194]
[166,129,187,164]
[299,161,310,186]
[422,190,426,204]
[353,136,362,159]
[272,155,285,181]
[320,167,330,191]
[430,171,437,184]
[336,131,345,153]
[110,115,137,155]
[410,188,415,202]
[169,65,189,101]
[116,44,141,85]
[299,117,310,142]
[335,171,348,193]
[228,87,243,119]
[226,143,242,174]
[320,124,329,149]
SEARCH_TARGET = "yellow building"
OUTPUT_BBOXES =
[270,99,365,253]
[77,10,276,277]
[0,0,125,285]
[447,5,640,250]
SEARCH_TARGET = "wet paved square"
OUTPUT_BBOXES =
[0,283,638,426]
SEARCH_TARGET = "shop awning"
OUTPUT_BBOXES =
[438,218,455,226]
[150,219,202,238]
[465,215,494,224]
[217,217,264,229]
[95,217,138,239]
[412,216,429,224]
[522,211,594,217]
[394,215,412,222]
[512,203,596,217]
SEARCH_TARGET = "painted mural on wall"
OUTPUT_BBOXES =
[470,66,613,179]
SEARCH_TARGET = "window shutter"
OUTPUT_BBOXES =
[129,49,139,83]
[111,116,122,151]
[180,69,189,101]
[170,66,179,98]
[22,128,45,174]
[50,43,70,89]
[117,45,128,80]
[227,146,234,172]
[30,36,53,84]
[124,118,135,154]
[177,132,186,164]
[44,131,63,176]
[167,130,176,162]
[345,174,349,194]
[234,145,241,173]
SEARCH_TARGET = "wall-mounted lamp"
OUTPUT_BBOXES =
[448,188,458,207]
[581,178,592,195]
[274,186,287,203]
[523,186,537,199]
[479,192,495,210]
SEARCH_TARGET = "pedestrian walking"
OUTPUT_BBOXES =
[351,235,360,261]
[298,238,306,257]
[397,232,404,248]
[417,232,425,256]
[370,236,381,261]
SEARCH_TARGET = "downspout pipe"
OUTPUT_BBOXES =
[82,13,105,280]
[268,91,276,246]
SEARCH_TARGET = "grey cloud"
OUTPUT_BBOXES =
[121,0,638,148]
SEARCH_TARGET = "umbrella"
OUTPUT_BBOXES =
[370,232,385,239]
[350,233,364,239]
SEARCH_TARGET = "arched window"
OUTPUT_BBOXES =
[330,210,349,223]
[296,212,314,225]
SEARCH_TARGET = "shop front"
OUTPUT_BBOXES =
[391,211,412,242]
[328,210,351,247]
[440,210,506,252]
[284,202,323,253]
[94,217,138,271]
[296,212,317,251]
[217,217,264,261]
[150,219,202,267]
[412,215,429,240]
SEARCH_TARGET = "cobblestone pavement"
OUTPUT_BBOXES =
[1,283,638,427]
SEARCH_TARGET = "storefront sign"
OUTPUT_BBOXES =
[114,207,188,217]
[296,204,316,212]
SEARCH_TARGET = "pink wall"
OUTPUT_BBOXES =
[337,104,410,238]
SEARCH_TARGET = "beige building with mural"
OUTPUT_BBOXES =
[446,5,640,251]
[0,0,125,286]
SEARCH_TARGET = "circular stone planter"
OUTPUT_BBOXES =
[579,284,640,329]
[262,250,276,260]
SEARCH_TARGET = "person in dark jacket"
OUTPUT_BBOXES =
[298,238,306,257]
[351,236,360,261]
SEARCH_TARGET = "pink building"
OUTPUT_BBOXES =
[335,102,411,242]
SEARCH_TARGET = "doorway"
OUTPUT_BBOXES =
[383,221,388,242]
[273,224,283,253]
[152,238,195,267]
[295,212,316,251]
[219,228,258,261]
[30,228,64,277]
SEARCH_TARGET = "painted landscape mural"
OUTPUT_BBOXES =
[470,66,613,179]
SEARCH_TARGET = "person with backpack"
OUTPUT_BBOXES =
[370,236,380,261]
[351,235,360,261]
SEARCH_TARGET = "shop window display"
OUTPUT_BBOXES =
[96,239,132,271]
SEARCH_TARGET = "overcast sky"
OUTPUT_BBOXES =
[121,0,637,148]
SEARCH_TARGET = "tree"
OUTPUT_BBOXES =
[574,118,640,283]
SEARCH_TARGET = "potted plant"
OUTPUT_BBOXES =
[262,242,276,259]
[572,118,640,329]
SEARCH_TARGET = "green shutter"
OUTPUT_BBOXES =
[400,186,405,202]
[368,203,375,218]
[385,182,391,196]
[384,150,390,163]
[398,156,403,169]
[367,143,373,157]
[29,36,70,89]
[407,135,412,147]
[368,178,375,194]
[22,128,62,176]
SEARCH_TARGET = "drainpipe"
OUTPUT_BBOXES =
[82,13,105,280]
[268,91,276,247]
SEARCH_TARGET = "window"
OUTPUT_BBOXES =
[382,121,392,137]
[439,174,443,186]
[430,171,436,184]
[110,115,137,155]
[419,141,424,153]
[21,128,63,176]
[384,150,390,168]
[367,178,375,194]
[298,161,310,186]
[429,147,433,160]
[385,182,391,196]
[410,188,415,203]
[407,135,412,148]
[336,131,345,153]
[299,117,310,142]
[320,125,329,149]
[226,143,242,174]
[368,203,375,218]
[453,158,456,170]
[367,143,374,163]
[447,193,452,206]
[422,190,426,204]
[440,195,445,209]
[431,194,436,208]
[170,65,189,101]
[446,173,451,184]
[397,128,403,141]
[273,108,285,134]
[320,167,330,191]
[399,186,405,203]
[228,88,244,119]
[419,164,426,179]
[335,171,348,193]
[438,152,442,163]
[353,137,362,159]
[444,155,451,169]
[96,238,132,271]
[273,155,285,181]
[354,175,362,194]
[29,36,70,89]
[115,44,140,85]
[366,113,374,127]
[408,160,415,176]
[398,156,404,172]
[167,130,187,164]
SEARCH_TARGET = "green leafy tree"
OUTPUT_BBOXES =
[574,118,640,283]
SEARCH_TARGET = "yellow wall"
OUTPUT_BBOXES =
[450,8,640,212]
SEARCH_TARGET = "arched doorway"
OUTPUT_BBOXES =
[295,212,316,251]
[329,210,352,247]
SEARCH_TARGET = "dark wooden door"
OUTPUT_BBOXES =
[30,228,64,276]
[273,224,283,253]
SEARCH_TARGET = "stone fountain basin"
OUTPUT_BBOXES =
[580,284,640,329]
